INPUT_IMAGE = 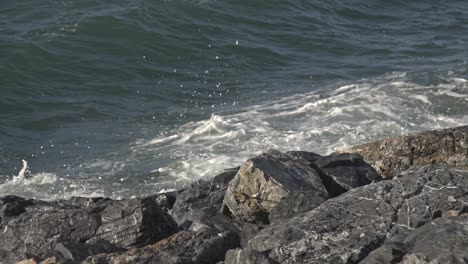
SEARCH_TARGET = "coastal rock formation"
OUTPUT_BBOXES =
[223,248,277,264]
[170,167,259,246]
[83,229,239,264]
[340,126,468,177]
[361,215,468,263]
[222,150,329,224]
[0,196,178,263]
[288,151,382,196]
[5,126,468,264]
[171,167,238,231]
[243,166,468,263]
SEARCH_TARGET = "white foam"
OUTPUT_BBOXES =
[3,71,467,200]
[0,161,107,201]
[132,72,468,185]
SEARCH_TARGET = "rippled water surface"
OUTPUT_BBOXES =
[1,0,468,199]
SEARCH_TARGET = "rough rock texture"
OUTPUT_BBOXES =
[222,150,329,225]
[340,126,468,177]
[153,191,178,214]
[170,168,259,246]
[0,196,178,263]
[83,229,239,264]
[171,167,238,231]
[243,166,468,264]
[223,249,278,264]
[361,215,468,264]
[289,151,382,196]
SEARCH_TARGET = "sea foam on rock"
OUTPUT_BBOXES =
[5,125,468,264]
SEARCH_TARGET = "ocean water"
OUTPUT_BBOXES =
[1,0,468,200]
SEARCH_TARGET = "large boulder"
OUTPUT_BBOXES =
[339,126,468,177]
[242,166,468,264]
[171,168,238,231]
[222,150,329,225]
[288,151,382,196]
[0,195,178,263]
[361,215,468,263]
[170,168,259,246]
[83,229,239,264]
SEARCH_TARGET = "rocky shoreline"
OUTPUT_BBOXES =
[2,126,468,264]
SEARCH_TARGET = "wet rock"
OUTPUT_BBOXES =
[0,195,178,263]
[289,151,383,196]
[153,191,178,213]
[339,126,468,177]
[171,168,238,230]
[222,150,328,225]
[170,168,258,246]
[244,166,468,264]
[84,229,240,264]
[361,215,468,264]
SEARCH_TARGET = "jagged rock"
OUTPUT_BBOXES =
[170,168,259,247]
[339,126,468,177]
[153,191,178,213]
[50,240,121,263]
[222,150,329,225]
[223,249,278,264]
[83,229,240,264]
[288,151,383,196]
[361,215,468,264]
[0,195,178,263]
[243,166,468,264]
[171,168,238,230]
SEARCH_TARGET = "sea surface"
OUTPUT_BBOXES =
[1,0,468,200]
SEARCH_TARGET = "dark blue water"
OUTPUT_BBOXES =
[1,0,468,199]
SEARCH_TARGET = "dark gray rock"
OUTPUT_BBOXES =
[224,249,279,264]
[244,166,468,264]
[289,151,383,197]
[314,153,382,195]
[222,150,329,225]
[361,215,468,264]
[0,195,178,263]
[153,191,178,213]
[339,126,468,178]
[171,168,238,230]
[171,167,258,247]
[52,240,121,263]
[84,229,240,264]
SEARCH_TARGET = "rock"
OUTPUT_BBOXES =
[51,240,121,263]
[15,257,59,264]
[84,229,240,264]
[170,167,259,247]
[339,126,468,177]
[0,195,178,263]
[153,191,178,213]
[224,249,279,264]
[361,215,468,264]
[244,166,468,264]
[289,151,383,196]
[15,260,38,264]
[171,168,238,230]
[222,150,329,225]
